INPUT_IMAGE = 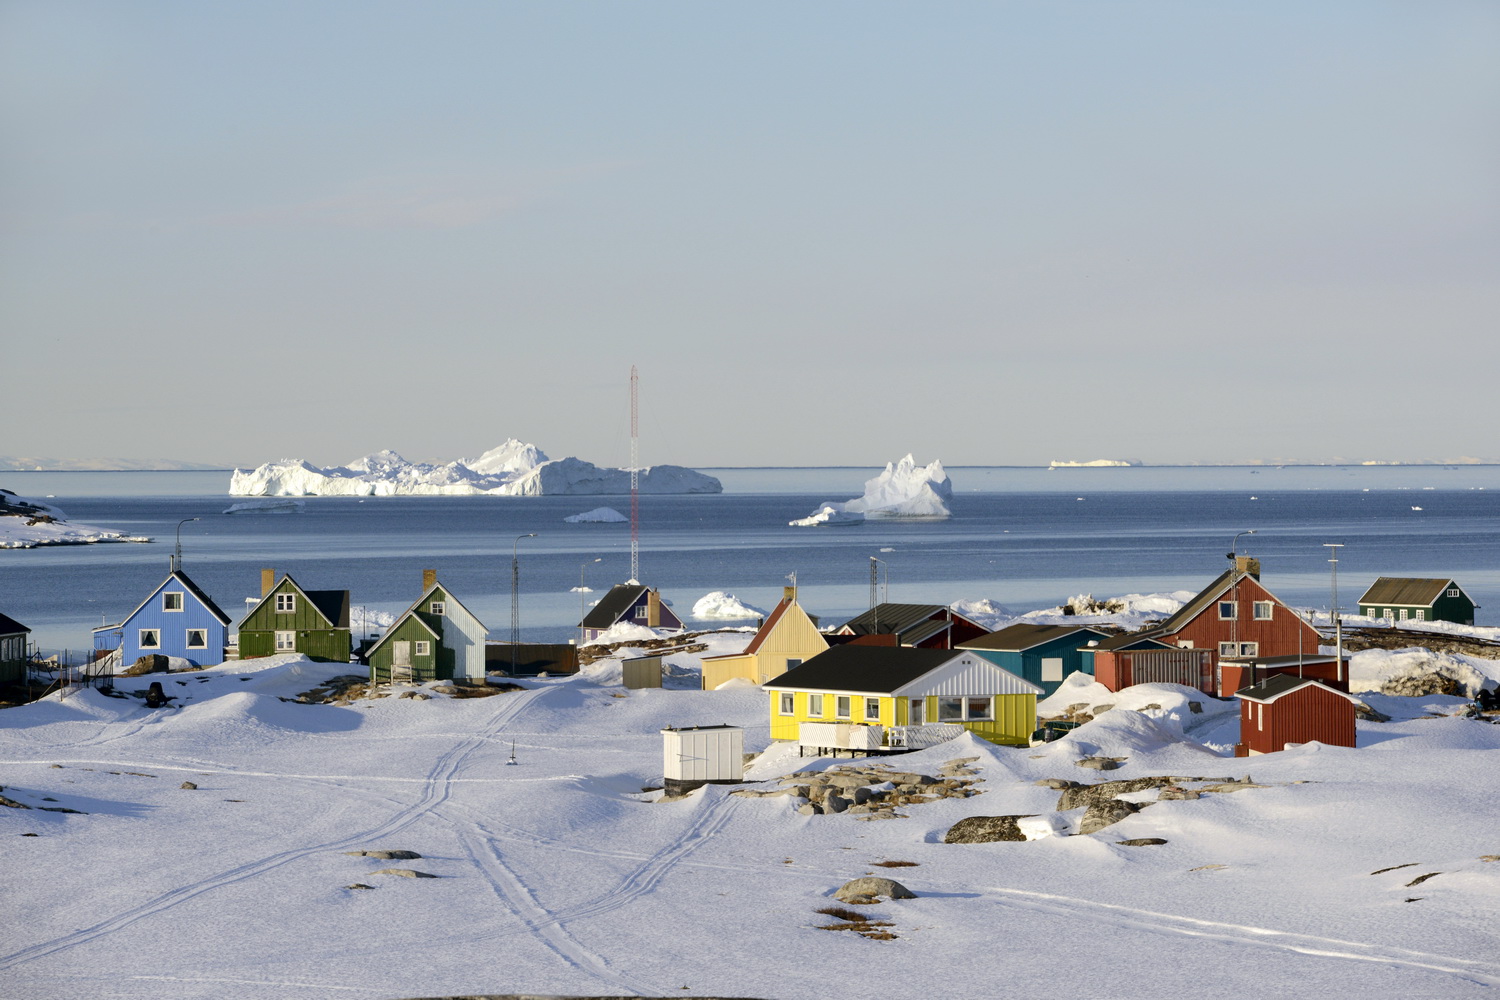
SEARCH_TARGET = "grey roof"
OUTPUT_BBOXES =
[0,612,28,635]
[838,603,949,637]
[1092,632,1172,652]
[580,584,649,629]
[1356,577,1459,607]
[763,644,960,694]
[1235,673,1357,704]
[960,623,1111,653]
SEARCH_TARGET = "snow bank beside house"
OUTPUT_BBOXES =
[564,507,628,523]
[795,454,953,523]
[229,441,721,497]
[0,490,151,548]
[691,592,765,621]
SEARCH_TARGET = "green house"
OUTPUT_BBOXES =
[1357,577,1478,626]
[0,612,29,685]
[367,574,488,685]
[238,571,351,663]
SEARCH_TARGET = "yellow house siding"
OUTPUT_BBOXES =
[702,654,755,690]
[756,604,827,683]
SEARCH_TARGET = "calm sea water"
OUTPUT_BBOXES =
[3,466,1497,654]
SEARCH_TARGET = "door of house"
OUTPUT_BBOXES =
[391,641,412,682]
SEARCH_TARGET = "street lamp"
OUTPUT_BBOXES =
[869,556,889,632]
[1228,529,1257,564]
[174,518,201,572]
[1324,542,1345,685]
[511,533,537,673]
[580,557,601,644]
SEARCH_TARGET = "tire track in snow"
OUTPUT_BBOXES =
[0,686,548,972]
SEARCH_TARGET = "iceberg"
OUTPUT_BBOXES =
[691,591,767,620]
[228,440,721,497]
[794,454,952,523]
[564,507,627,523]
[789,504,864,527]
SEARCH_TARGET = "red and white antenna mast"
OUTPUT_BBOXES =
[629,364,640,584]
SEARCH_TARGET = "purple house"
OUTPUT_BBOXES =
[579,584,683,641]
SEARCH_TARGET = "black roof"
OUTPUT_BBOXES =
[0,612,29,635]
[306,589,351,629]
[960,623,1111,652]
[580,584,648,629]
[173,571,232,626]
[1143,568,1239,637]
[1235,673,1353,703]
[838,603,949,636]
[763,644,959,693]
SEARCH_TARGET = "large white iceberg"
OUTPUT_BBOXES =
[795,454,952,522]
[691,591,767,621]
[229,439,722,497]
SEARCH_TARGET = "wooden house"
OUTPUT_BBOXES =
[832,603,989,649]
[1082,633,1176,686]
[367,570,488,684]
[0,612,29,685]
[762,645,1042,746]
[1357,577,1478,626]
[1102,557,1320,695]
[1218,652,1349,697]
[700,586,827,689]
[579,584,683,641]
[1235,675,1358,755]
[957,624,1113,697]
[91,570,231,670]
[238,570,351,663]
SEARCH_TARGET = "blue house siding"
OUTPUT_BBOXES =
[94,572,229,669]
[969,631,1109,698]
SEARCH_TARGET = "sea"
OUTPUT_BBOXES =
[3,465,1498,655]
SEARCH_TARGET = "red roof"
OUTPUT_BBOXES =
[742,598,792,655]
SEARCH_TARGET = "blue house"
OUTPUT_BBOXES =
[93,569,232,669]
[957,623,1113,697]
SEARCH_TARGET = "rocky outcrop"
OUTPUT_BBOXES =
[835,877,916,903]
[943,815,1033,844]
[1078,798,1147,835]
[346,849,422,860]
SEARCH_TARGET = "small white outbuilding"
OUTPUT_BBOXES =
[661,724,744,794]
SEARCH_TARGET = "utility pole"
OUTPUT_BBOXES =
[512,533,536,673]
[1324,543,1344,685]
[629,365,639,585]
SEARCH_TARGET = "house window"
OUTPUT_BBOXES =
[938,697,964,722]
[1253,601,1273,620]
[1447,588,1460,598]
[430,601,446,616]
[185,629,207,649]
[1239,642,1258,657]
[1399,609,1408,621]
[967,697,993,721]
[274,631,295,651]
[275,594,296,613]
[785,659,802,671]
[1383,608,1393,620]
[864,697,881,722]
[835,696,851,719]
[414,641,431,656]
[779,692,795,715]
[807,693,823,717]
[634,604,650,620]
[1219,642,1239,657]
[139,629,160,649]
[909,698,925,725]
[1256,704,1263,731]
[1218,601,1237,620]
[163,592,184,612]
[1041,657,1064,682]
[1415,610,1425,621]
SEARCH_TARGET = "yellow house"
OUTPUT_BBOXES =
[701,587,828,690]
[762,645,1042,747]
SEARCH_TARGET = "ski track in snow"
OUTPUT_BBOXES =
[0,686,549,974]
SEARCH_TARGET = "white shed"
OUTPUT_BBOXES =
[661,725,744,794]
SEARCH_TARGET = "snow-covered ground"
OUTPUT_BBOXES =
[3,639,1500,1000]
[0,492,151,549]
[230,439,722,497]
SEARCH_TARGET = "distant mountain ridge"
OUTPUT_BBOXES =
[0,457,227,471]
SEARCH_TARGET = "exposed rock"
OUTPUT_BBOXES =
[1117,838,1168,846]
[823,794,849,814]
[835,877,916,902]
[1354,699,1391,722]
[346,883,375,890]
[1057,776,1232,811]
[1079,798,1147,835]
[372,868,439,878]
[1035,778,1080,790]
[797,802,822,816]
[0,794,31,810]
[1381,671,1465,698]
[123,654,170,676]
[1074,756,1125,771]
[180,781,198,790]
[1157,786,1200,800]
[1188,702,1203,714]
[1093,704,1114,714]
[943,815,1034,844]
[346,849,422,860]
[1198,779,1268,795]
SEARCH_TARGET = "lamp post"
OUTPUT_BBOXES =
[1324,542,1344,685]
[174,518,201,572]
[511,533,537,673]
[579,557,601,645]
[869,556,888,632]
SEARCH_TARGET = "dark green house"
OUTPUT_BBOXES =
[1357,578,1477,626]
[238,571,351,663]
[0,612,29,685]
[367,574,488,685]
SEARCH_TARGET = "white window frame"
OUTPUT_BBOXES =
[1177,640,1195,649]
[163,592,184,612]
[274,630,296,651]
[275,594,296,613]
[1219,641,1238,656]
[185,629,207,649]
[1399,609,1408,621]
[1415,610,1426,621]
[1218,601,1237,620]
[634,604,650,621]
[1252,601,1273,620]
[807,693,823,717]
[779,692,795,715]
[966,696,993,721]
[938,697,965,722]
[414,640,431,656]
[1383,608,1393,620]
[909,698,925,725]
[835,695,851,719]
[138,629,160,649]
[1256,703,1264,731]
[430,601,446,616]
[1239,642,1258,657]
[864,697,882,722]
[1447,588,1460,598]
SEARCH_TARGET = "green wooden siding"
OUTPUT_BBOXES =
[239,579,349,662]
[241,579,333,632]
[368,615,454,683]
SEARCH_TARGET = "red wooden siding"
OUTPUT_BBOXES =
[1163,576,1320,660]
[1095,648,1215,693]
[1240,685,1356,754]
[1220,661,1346,698]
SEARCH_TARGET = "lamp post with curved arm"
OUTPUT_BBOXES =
[174,518,201,572]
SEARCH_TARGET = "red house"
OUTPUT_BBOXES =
[1235,674,1358,755]
[1218,652,1349,698]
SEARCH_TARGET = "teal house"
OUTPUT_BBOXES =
[957,624,1112,697]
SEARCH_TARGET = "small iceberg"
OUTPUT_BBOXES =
[223,499,306,515]
[692,591,767,620]
[564,507,628,524]
[789,504,865,527]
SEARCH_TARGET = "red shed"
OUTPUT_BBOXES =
[1219,653,1349,699]
[1235,675,1358,755]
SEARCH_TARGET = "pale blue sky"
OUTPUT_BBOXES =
[4,1,1497,468]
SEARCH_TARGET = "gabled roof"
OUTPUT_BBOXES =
[580,584,649,629]
[1235,674,1360,705]
[762,645,960,693]
[366,580,485,657]
[241,574,350,629]
[1092,632,1172,652]
[104,570,233,632]
[1356,577,1463,607]
[742,597,793,655]
[959,623,1111,653]
[0,612,29,635]
[1145,569,1238,636]
[837,603,983,638]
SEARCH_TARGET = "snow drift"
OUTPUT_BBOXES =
[229,438,722,497]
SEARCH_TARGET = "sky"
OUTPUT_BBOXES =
[3,1,1498,469]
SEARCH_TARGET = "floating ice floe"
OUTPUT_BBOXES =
[564,507,628,523]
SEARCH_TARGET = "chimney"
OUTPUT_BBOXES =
[646,589,660,627]
[261,568,276,596]
[783,585,797,602]
[1236,556,1261,578]
[422,568,437,590]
